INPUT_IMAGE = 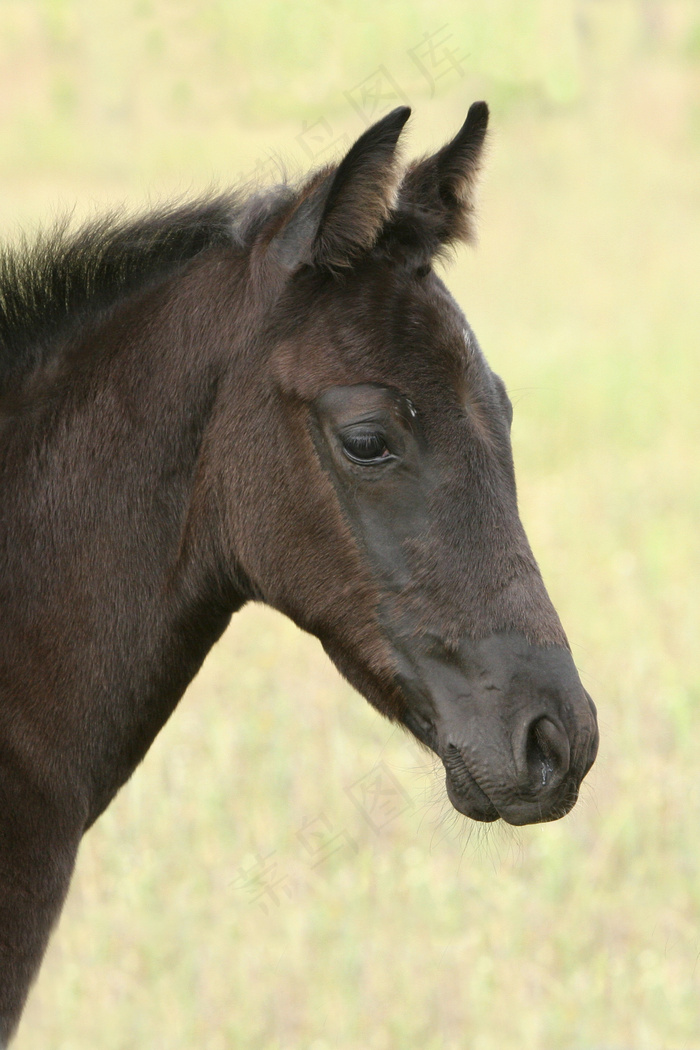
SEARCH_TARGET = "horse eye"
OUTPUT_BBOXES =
[341,431,392,464]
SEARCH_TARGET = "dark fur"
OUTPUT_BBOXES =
[0,104,597,1042]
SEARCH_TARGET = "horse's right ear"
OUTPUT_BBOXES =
[398,101,489,251]
[267,106,411,273]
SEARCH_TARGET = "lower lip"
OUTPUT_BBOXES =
[445,772,499,822]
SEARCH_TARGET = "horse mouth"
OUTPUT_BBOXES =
[399,709,500,821]
[441,742,583,826]
[442,745,500,823]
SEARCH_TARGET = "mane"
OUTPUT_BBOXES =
[0,173,441,403]
[0,188,291,396]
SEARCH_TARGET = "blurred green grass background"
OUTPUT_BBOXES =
[3,1,699,1047]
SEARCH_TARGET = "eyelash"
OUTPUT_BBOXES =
[341,431,391,464]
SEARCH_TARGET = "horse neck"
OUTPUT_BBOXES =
[0,253,252,822]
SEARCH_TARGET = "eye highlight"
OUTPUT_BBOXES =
[341,429,393,464]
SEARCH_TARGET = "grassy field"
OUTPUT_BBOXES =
[3,2,700,1047]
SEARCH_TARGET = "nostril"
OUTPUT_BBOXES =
[524,717,570,791]
[527,724,553,786]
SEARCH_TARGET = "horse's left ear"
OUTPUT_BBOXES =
[398,100,489,250]
[269,106,411,272]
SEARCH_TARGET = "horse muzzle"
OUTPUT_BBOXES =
[398,631,599,826]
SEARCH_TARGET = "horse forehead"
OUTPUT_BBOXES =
[273,268,478,402]
[342,270,472,370]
